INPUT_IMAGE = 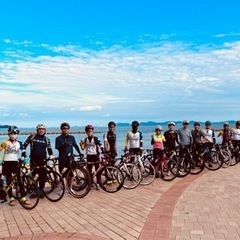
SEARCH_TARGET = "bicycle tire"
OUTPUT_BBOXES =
[204,151,223,171]
[220,148,232,168]
[189,156,205,175]
[16,174,40,210]
[139,161,155,185]
[120,163,141,189]
[66,166,91,198]
[159,158,179,181]
[99,165,124,193]
[43,170,65,202]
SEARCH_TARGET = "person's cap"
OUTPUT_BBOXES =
[205,120,211,125]
[168,121,175,126]
[183,120,189,124]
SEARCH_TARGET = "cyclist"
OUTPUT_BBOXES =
[124,121,143,155]
[55,122,83,175]
[80,125,102,190]
[217,122,232,146]
[178,120,192,157]
[201,121,216,150]
[151,126,166,178]
[231,120,240,161]
[164,122,179,151]
[103,121,117,160]
[0,126,31,206]
[23,124,54,198]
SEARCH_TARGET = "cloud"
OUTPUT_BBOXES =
[1,38,240,125]
[214,32,240,38]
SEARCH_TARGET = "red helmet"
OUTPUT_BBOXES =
[85,125,94,132]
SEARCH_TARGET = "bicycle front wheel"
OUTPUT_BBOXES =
[204,152,223,171]
[139,161,155,186]
[99,165,124,193]
[66,166,91,198]
[43,170,65,202]
[16,174,40,210]
[120,163,141,189]
[159,159,179,181]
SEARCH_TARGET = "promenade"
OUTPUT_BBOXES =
[1,165,240,240]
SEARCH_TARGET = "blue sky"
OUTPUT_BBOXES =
[0,0,240,127]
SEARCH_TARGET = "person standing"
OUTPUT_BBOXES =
[0,126,31,206]
[55,122,83,174]
[23,123,53,198]
[201,121,216,150]
[124,121,143,155]
[231,120,240,161]
[103,121,117,160]
[80,125,102,190]
[164,122,179,151]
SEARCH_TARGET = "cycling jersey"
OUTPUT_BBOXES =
[55,134,81,162]
[232,128,240,141]
[151,134,165,149]
[178,128,192,145]
[0,140,24,161]
[202,129,215,143]
[191,129,205,144]
[103,131,117,154]
[218,129,232,144]
[81,136,101,155]
[125,130,143,149]
[164,130,178,150]
[23,134,53,161]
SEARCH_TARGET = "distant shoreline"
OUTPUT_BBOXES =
[0,131,101,136]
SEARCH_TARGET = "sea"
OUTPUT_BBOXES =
[0,123,224,159]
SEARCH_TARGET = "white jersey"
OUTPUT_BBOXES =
[0,140,23,162]
[202,129,215,143]
[232,128,240,141]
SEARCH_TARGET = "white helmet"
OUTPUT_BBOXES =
[168,121,175,126]
[36,123,46,130]
[155,125,162,130]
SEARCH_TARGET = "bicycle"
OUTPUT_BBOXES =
[156,149,180,181]
[0,159,40,210]
[29,157,65,202]
[124,149,155,185]
[179,145,205,175]
[62,155,92,198]
[86,153,124,193]
[115,152,142,189]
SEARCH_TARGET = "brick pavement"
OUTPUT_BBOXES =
[1,165,240,240]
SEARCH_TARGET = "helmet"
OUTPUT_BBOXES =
[236,120,240,126]
[168,121,175,126]
[85,125,94,132]
[36,123,46,130]
[205,121,211,125]
[60,122,70,129]
[132,121,139,127]
[194,122,200,126]
[223,122,229,127]
[108,121,116,127]
[155,125,162,130]
[183,120,189,124]
[8,126,19,134]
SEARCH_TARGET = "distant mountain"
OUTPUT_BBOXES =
[116,120,237,127]
[0,125,10,129]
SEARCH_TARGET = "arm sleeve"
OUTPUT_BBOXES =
[73,137,81,154]
[124,132,129,148]
[139,131,143,148]
[46,138,53,156]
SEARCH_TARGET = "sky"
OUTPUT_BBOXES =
[0,0,240,128]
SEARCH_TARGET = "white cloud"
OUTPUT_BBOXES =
[1,39,240,125]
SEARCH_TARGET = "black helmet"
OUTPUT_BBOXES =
[8,126,19,134]
[205,120,211,125]
[236,120,240,126]
[60,122,70,129]
[223,122,229,127]
[132,121,139,127]
[194,122,200,126]
[108,121,116,127]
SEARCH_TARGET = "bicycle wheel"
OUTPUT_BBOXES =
[139,161,155,185]
[189,156,205,175]
[43,170,65,202]
[16,174,40,210]
[66,166,91,198]
[221,148,232,168]
[176,157,190,178]
[120,163,141,189]
[204,152,223,171]
[99,165,124,193]
[159,159,179,181]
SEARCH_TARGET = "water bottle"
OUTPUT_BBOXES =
[1,175,6,187]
